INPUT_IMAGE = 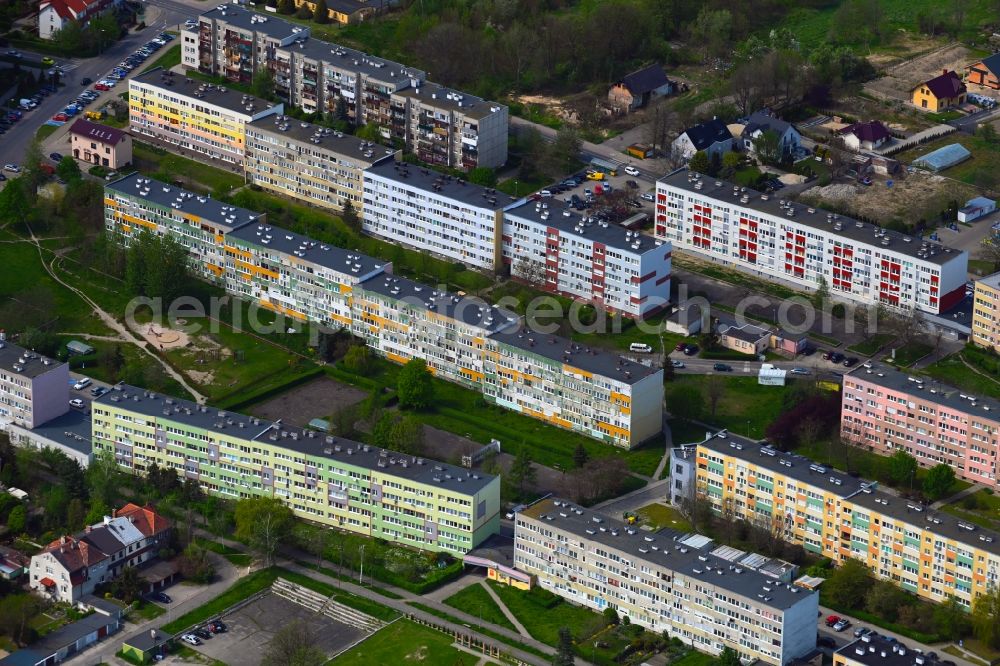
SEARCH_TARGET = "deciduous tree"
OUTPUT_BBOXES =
[397,358,434,409]
[262,620,327,666]
[921,463,955,501]
[235,497,295,566]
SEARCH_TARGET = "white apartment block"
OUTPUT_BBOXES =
[129,67,283,165]
[362,160,506,271]
[515,498,819,666]
[503,201,672,317]
[182,7,507,169]
[244,117,398,213]
[656,169,968,314]
[0,339,69,430]
[225,221,390,329]
[105,173,264,284]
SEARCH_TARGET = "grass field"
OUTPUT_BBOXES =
[668,418,711,445]
[485,581,605,648]
[847,333,894,356]
[940,489,1000,531]
[922,349,1000,399]
[886,341,933,368]
[142,44,182,74]
[35,124,58,140]
[666,375,794,439]
[443,583,516,632]
[897,134,1000,190]
[636,502,691,532]
[331,619,484,666]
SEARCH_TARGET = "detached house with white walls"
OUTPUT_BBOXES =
[38,0,120,40]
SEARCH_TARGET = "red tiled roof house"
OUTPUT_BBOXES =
[30,504,171,603]
[69,118,132,169]
[38,0,121,40]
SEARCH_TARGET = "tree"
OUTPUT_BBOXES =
[0,177,31,227]
[342,345,370,375]
[397,358,434,409]
[98,344,125,381]
[277,0,295,14]
[813,276,830,311]
[922,463,956,501]
[371,412,424,454]
[934,596,971,641]
[547,127,582,174]
[508,446,536,500]
[341,199,360,232]
[0,594,41,646]
[22,139,45,192]
[251,67,276,100]
[864,580,908,622]
[113,566,143,604]
[688,150,710,174]
[66,498,86,531]
[972,586,1000,649]
[823,558,872,609]
[553,627,575,666]
[53,157,80,186]
[603,607,620,626]
[234,497,295,566]
[705,376,725,420]
[6,505,25,534]
[572,442,589,469]
[887,449,918,489]
[312,0,329,21]
[468,167,497,187]
[355,123,383,142]
[178,543,215,584]
[123,229,191,302]
[689,7,732,59]
[717,647,742,666]
[753,129,782,166]
[668,385,703,422]
[262,620,327,666]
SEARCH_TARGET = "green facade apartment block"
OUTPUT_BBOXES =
[91,385,500,555]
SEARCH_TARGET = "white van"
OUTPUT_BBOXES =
[629,343,653,353]
[73,377,92,390]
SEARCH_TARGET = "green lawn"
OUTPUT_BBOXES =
[443,583,516,632]
[668,418,711,446]
[896,134,1000,188]
[142,44,182,74]
[485,581,605,648]
[194,538,254,567]
[886,342,933,368]
[406,601,548,660]
[636,502,691,532]
[670,651,716,666]
[35,124,58,140]
[922,348,1000,399]
[969,259,997,277]
[330,619,482,666]
[847,333,894,356]
[940,489,1000,531]
[666,375,793,439]
[132,142,244,195]
[926,110,964,123]
[496,174,549,197]
[128,600,166,621]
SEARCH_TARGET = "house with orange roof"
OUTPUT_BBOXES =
[38,0,121,40]
[29,505,171,603]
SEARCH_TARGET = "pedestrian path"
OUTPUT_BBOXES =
[479,580,531,639]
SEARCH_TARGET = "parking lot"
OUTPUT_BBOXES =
[188,593,368,666]
[533,165,656,224]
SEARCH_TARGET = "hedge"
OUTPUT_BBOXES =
[214,365,323,410]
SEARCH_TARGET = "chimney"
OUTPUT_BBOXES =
[943,69,948,76]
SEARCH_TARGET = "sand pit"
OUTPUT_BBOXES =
[139,323,190,350]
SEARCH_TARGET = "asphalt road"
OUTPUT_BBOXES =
[0,5,192,168]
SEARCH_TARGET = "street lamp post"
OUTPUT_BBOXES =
[358,544,365,585]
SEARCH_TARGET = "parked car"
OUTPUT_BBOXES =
[208,620,227,633]
[0,173,6,180]
[73,377,91,390]
[683,344,699,356]
[49,152,63,162]
[624,165,640,176]
[193,628,212,640]
[640,192,654,201]
[41,56,55,66]
[712,363,733,372]
[825,615,840,627]
[181,634,201,646]
[671,360,685,368]
[789,367,810,375]
[81,77,93,85]
[69,398,85,409]
[833,619,851,632]
[6,50,21,58]
[151,591,172,603]
[3,164,20,173]
[91,386,108,397]
[675,342,686,352]
[854,627,872,638]
[843,357,858,367]
[629,343,653,353]
[51,113,68,122]
[830,352,844,363]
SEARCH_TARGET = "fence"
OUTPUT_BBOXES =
[879,125,958,156]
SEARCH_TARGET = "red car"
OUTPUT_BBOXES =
[825,615,841,627]
[51,113,68,122]
[93,83,110,92]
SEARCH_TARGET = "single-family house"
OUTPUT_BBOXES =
[911,70,966,111]
[840,120,891,152]
[741,111,801,158]
[966,53,1000,90]
[671,118,734,162]
[69,118,132,169]
[608,64,673,113]
[30,504,171,604]
[719,323,770,356]
[958,197,996,223]
[38,0,121,40]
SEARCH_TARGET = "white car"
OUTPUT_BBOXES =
[3,164,20,173]
[73,377,91,390]
[640,192,654,202]
[670,360,685,368]
[624,165,640,176]
[181,634,201,646]
[69,398,85,409]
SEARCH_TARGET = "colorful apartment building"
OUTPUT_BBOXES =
[181,6,507,169]
[841,362,1000,489]
[503,201,672,317]
[226,221,390,329]
[671,432,1000,609]
[515,498,819,665]
[362,160,507,272]
[244,117,398,213]
[128,68,283,165]
[0,339,69,431]
[90,385,501,554]
[834,633,949,666]
[105,173,264,285]
[102,178,665,447]
[655,170,969,314]
[972,272,1000,352]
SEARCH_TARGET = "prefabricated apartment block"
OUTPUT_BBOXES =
[91,384,501,554]
[655,169,968,314]
[671,432,1000,609]
[972,272,1000,353]
[102,176,664,447]
[0,339,70,431]
[244,117,398,213]
[181,6,507,169]
[129,67,283,165]
[514,498,819,666]
[105,172,265,284]
[841,362,1000,489]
